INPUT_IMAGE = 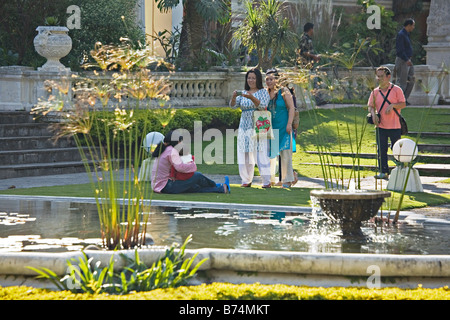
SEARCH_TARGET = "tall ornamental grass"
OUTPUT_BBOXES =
[32,39,172,250]
[288,66,370,190]
[288,62,449,224]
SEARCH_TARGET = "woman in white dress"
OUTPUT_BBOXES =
[229,68,271,187]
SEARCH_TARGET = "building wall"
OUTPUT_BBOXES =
[143,0,177,57]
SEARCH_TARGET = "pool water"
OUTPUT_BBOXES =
[0,198,449,254]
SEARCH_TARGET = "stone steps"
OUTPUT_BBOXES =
[0,123,53,137]
[0,161,94,180]
[305,151,450,163]
[0,136,76,151]
[304,129,450,176]
[0,111,89,180]
[0,147,87,165]
[299,162,450,177]
[408,131,450,137]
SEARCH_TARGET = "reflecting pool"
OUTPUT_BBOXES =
[0,198,449,254]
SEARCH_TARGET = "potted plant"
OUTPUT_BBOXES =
[33,16,72,71]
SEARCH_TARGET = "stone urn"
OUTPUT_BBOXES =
[34,26,72,72]
[310,189,391,239]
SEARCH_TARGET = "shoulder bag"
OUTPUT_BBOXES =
[378,87,409,135]
[367,85,392,124]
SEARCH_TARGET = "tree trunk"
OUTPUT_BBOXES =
[177,0,205,70]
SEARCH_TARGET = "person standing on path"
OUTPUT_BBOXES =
[368,66,406,180]
[229,68,271,188]
[395,18,415,104]
[265,68,298,188]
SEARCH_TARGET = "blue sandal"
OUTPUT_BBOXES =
[224,176,231,193]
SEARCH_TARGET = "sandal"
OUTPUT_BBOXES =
[292,171,298,186]
[241,183,252,187]
[262,184,271,188]
[224,176,231,193]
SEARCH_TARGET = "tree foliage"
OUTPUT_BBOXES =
[232,0,297,71]
[0,0,144,71]
[155,0,230,70]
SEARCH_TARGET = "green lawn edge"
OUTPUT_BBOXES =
[1,182,449,211]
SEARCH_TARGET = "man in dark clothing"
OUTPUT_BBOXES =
[298,22,327,105]
[395,18,415,104]
[298,22,320,68]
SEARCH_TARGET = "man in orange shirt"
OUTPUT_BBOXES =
[367,66,406,180]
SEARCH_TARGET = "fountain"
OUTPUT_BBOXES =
[310,189,391,239]
[0,195,449,289]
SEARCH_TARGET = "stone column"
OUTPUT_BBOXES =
[424,0,450,103]
[424,0,450,67]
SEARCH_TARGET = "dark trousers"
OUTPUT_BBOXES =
[376,128,401,174]
[162,172,223,194]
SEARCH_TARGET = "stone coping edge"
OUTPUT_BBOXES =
[0,248,449,278]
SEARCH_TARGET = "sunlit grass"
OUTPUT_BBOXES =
[1,181,449,211]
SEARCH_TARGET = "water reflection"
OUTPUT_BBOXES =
[0,198,449,255]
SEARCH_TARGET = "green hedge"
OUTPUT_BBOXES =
[1,283,448,300]
[85,107,241,146]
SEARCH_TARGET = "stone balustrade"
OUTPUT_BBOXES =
[0,65,448,112]
[325,64,448,105]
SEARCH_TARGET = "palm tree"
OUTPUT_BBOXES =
[233,0,297,71]
[155,0,230,70]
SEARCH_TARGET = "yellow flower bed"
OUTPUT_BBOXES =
[1,283,449,300]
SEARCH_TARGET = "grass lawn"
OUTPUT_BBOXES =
[1,107,449,211]
[1,181,449,211]
[293,106,450,179]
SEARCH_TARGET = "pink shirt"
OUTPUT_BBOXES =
[151,146,197,193]
[368,84,405,129]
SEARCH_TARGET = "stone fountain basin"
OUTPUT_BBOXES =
[310,189,391,200]
[310,189,391,232]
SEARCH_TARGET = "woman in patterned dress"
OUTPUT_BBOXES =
[229,68,271,187]
[265,68,298,188]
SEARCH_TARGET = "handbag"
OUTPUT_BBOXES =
[367,85,393,124]
[253,110,275,139]
[394,109,408,135]
[170,169,194,180]
[170,154,195,180]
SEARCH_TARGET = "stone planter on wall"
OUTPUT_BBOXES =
[33,26,72,72]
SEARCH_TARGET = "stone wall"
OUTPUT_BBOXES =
[0,65,447,112]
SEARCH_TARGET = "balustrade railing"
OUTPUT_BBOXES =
[0,66,448,111]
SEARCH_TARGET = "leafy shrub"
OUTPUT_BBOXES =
[335,0,399,67]
[27,235,207,295]
[81,107,241,147]
[65,0,145,71]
